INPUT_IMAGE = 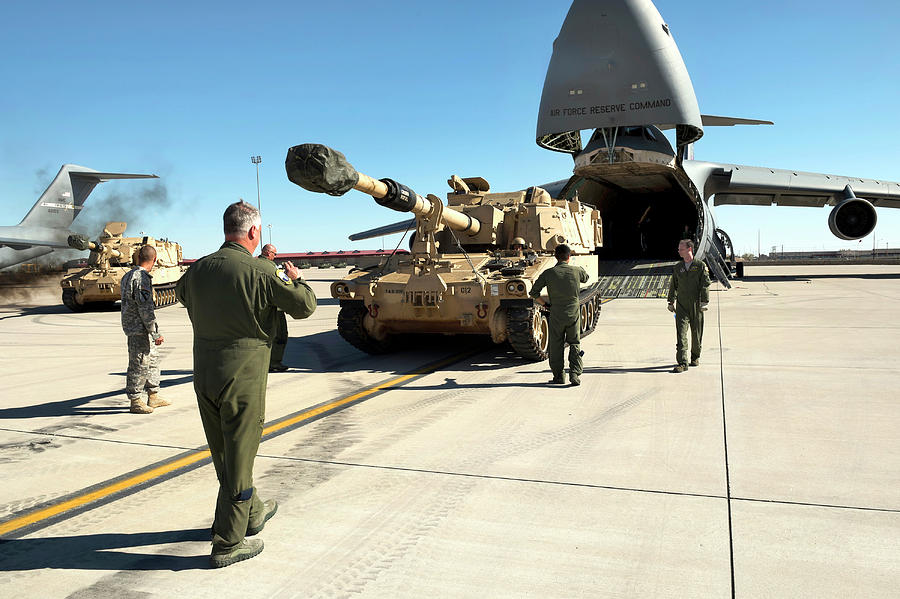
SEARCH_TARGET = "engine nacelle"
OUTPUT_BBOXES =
[828,195,877,241]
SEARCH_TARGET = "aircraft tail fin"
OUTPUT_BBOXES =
[17,165,158,229]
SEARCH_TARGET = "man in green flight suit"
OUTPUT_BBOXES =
[258,243,290,372]
[529,244,589,386]
[175,200,317,568]
[667,238,711,373]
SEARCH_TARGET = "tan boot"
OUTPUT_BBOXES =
[147,393,171,408]
[130,398,154,414]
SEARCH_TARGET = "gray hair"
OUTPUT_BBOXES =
[223,200,261,236]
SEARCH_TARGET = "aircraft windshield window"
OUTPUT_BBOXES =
[644,127,657,141]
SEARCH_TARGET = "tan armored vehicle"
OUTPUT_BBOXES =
[60,222,187,311]
[286,144,604,360]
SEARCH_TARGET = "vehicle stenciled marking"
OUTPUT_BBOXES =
[0,349,481,539]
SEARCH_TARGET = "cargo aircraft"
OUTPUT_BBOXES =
[353,0,900,292]
[0,165,157,270]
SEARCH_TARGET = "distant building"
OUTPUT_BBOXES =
[276,249,409,269]
[763,248,900,260]
[181,249,409,270]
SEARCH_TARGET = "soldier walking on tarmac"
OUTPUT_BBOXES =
[121,245,169,414]
[667,238,711,373]
[258,243,290,372]
[175,200,317,568]
[529,244,589,386]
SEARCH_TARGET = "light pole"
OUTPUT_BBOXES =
[267,223,272,245]
[251,155,262,222]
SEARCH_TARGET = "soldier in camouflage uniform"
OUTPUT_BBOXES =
[667,238,711,373]
[529,244,590,386]
[121,245,169,414]
[258,244,290,372]
[176,201,316,568]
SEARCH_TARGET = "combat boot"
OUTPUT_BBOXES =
[549,374,566,385]
[147,393,171,408]
[130,398,154,414]
[247,499,278,536]
[569,373,581,386]
[671,364,687,373]
[689,359,700,367]
[210,538,264,568]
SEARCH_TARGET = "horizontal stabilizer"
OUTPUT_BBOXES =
[76,172,159,181]
[349,218,416,241]
[700,115,773,127]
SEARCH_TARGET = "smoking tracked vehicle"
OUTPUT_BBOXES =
[285,144,604,360]
[60,221,186,311]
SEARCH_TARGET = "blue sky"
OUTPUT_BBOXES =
[2,0,898,258]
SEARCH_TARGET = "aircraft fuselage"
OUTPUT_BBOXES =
[554,125,712,263]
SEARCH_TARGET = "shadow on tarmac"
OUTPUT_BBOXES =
[0,528,210,571]
[739,273,900,282]
[583,364,674,374]
[282,330,496,374]
[0,304,71,321]
[0,371,193,420]
[393,377,553,391]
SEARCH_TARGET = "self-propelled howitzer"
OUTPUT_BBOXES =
[285,143,604,360]
[60,221,187,311]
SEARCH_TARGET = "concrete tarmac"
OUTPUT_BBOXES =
[0,266,898,598]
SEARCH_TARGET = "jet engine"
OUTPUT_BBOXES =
[828,187,877,240]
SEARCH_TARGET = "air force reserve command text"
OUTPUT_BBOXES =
[548,97,673,117]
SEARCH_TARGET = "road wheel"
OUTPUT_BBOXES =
[507,306,549,361]
[62,289,85,312]
[336,302,395,355]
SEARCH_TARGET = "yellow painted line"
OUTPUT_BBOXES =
[0,450,210,536]
[262,372,417,437]
[0,350,475,538]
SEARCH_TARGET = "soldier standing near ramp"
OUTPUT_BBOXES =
[667,238,711,373]
[258,243,290,372]
[529,244,589,386]
[175,200,317,568]
[121,245,169,414]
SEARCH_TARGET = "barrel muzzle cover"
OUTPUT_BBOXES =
[285,143,360,196]
[67,234,92,251]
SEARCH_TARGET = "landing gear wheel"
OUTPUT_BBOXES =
[507,306,549,361]
[337,302,395,355]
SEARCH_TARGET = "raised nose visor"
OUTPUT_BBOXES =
[536,0,703,153]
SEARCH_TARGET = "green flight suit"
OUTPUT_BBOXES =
[175,242,316,549]
[667,260,711,366]
[257,257,289,366]
[529,261,590,378]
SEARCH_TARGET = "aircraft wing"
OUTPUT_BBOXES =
[0,236,70,250]
[696,162,900,208]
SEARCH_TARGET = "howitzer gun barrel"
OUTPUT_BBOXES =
[67,234,122,258]
[285,144,480,236]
